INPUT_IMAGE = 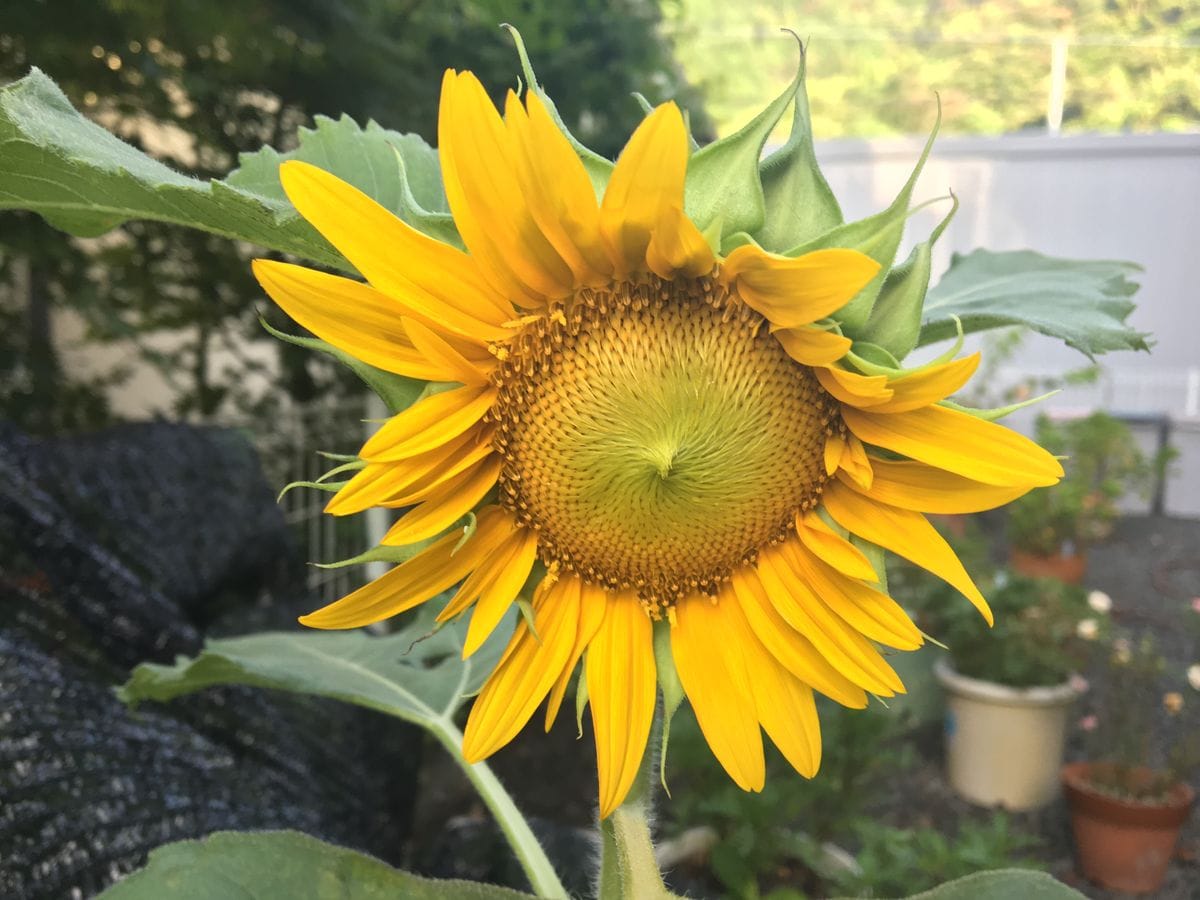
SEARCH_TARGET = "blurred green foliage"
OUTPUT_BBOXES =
[663,0,1200,138]
[1008,412,1173,556]
[0,0,706,432]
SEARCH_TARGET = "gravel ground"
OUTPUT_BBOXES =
[410,515,1200,899]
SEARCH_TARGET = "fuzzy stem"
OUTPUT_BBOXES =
[597,741,681,900]
[432,721,568,898]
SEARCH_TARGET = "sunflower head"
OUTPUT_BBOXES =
[253,38,1063,818]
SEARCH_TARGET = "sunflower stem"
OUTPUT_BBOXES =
[597,741,681,900]
[432,721,568,899]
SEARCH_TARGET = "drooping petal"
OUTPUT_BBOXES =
[506,91,612,284]
[841,404,1064,487]
[462,527,540,657]
[645,205,716,280]
[838,433,874,490]
[854,458,1031,514]
[785,539,923,650]
[823,432,845,476]
[360,385,496,462]
[672,595,766,791]
[252,260,485,380]
[773,326,852,367]
[298,506,514,628]
[588,596,657,818]
[720,245,880,328]
[730,568,868,709]
[795,512,876,581]
[401,317,493,386]
[756,545,903,695]
[439,71,574,305]
[380,456,502,546]
[822,480,993,624]
[868,353,981,414]
[462,575,583,762]
[600,103,689,275]
[814,365,894,407]
[545,580,609,730]
[277,161,513,328]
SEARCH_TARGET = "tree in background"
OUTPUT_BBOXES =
[663,0,1200,138]
[0,0,707,433]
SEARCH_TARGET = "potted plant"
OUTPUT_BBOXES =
[909,561,1103,810]
[1063,628,1200,893]
[1007,412,1167,584]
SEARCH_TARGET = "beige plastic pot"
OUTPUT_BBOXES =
[935,660,1078,811]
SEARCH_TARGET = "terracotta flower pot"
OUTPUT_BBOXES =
[1010,549,1086,584]
[936,661,1077,810]
[1062,761,1195,894]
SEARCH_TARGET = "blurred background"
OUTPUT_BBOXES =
[2,3,1199,899]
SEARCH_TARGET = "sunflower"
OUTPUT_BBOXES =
[252,69,1062,818]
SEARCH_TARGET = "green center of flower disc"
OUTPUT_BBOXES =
[491,276,838,610]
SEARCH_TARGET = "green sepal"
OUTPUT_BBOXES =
[503,24,613,198]
[276,479,346,497]
[860,192,960,361]
[652,620,684,796]
[259,317,424,414]
[575,654,590,738]
[851,536,888,592]
[846,342,903,374]
[515,597,539,641]
[756,37,843,251]
[940,392,1059,422]
[788,98,942,336]
[683,42,801,242]
[312,543,430,570]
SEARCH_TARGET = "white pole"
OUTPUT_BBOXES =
[1047,36,1069,134]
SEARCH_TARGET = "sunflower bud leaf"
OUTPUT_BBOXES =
[683,41,802,241]
[860,193,959,360]
[756,38,843,251]
[787,99,942,336]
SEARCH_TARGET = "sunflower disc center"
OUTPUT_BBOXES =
[490,276,838,613]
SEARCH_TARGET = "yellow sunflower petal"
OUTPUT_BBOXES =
[401,316,493,387]
[253,260,472,381]
[380,456,502,546]
[854,458,1031,514]
[795,512,876,582]
[772,326,853,367]
[439,71,573,304]
[360,386,495,462]
[276,161,513,331]
[506,91,612,284]
[462,575,582,762]
[756,545,903,695]
[737,610,822,778]
[869,353,981,414]
[377,431,496,508]
[814,365,894,407]
[298,507,513,629]
[822,480,994,625]
[600,103,688,275]
[719,246,880,328]
[823,432,845,476]
[786,540,923,650]
[730,568,868,709]
[672,594,766,791]
[838,433,874,490]
[545,580,610,731]
[462,527,540,657]
[841,404,1064,487]
[588,596,657,818]
[646,205,717,280]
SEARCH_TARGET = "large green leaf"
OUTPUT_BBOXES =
[919,249,1150,357]
[118,612,509,728]
[899,869,1086,899]
[0,69,453,266]
[97,830,533,900]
